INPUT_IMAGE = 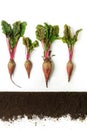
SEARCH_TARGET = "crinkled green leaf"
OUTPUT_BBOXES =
[1,20,27,49]
[36,23,59,51]
[13,21,21,36]
[73,29,82,43]
[23,37,39,53]
[23,37,32,47]
[20,22,27,36]
[64,24,72,39]
[52,25,59,37]
[36,25,46,41]
[62,24,82,47]
[1,20,12,36]
[32,40,39,48]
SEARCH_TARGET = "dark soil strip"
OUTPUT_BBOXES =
[0,92,87,121]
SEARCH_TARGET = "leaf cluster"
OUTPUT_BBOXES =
[1,20,27,49]
[23,37,39,53]
[62,24,82,48]
[36,23,59,50]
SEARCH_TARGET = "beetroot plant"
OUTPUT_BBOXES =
[1,20,27,87]
[61,24,82,81]
[23,37,39,78]
[36,23,59,87]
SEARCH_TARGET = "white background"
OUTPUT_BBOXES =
[0,0,86,92]
[0,0,87,129]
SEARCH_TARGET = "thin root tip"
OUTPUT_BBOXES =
[10,76,21,88]
[27,72,30,78]
[68,77,70,82]
[46,81,48,88]
[68,79,70,82]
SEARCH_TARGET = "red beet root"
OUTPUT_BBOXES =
[67,60,73,82]
[24,60,32,78]
[8,59,21,88]
[42,59,52,87]
[8,59,16,77]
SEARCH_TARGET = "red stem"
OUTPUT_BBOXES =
[26,53,30,60]
[25,47,30,60]
[41,41,51,59]
[68,47,74,61]
[6,37,18,60]
[44,44,51,59]
[45,49,50,59]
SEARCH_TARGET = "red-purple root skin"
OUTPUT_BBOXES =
[8,59,21,88]
[42,59,52,87]
[67,60,73,82]
[24,60,32,78]
[8,59,16,77]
